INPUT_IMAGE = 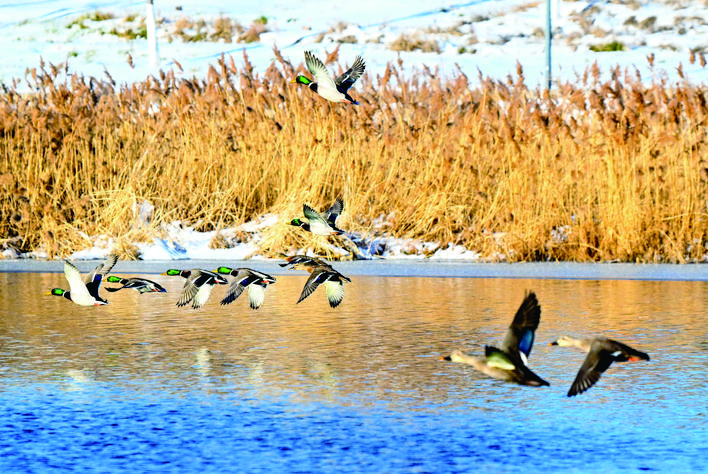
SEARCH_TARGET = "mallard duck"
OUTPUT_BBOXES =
[549,335,650,397]
[279,255,333,272]
[105,276,166,294]
[214,267,276,310]
[441,291,549,387]
[162,269,227,309]
[48,254,118,306]
[293,51,365,104]
[289,198,345,236]
[296,265,351,308]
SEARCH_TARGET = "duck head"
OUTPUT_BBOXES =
[289,218,310,230]
[292,75,312,85]
[214,266,235,275]
[48,288,71,300]
[162,269,185,277]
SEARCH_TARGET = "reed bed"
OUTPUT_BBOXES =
[1,48,707,262]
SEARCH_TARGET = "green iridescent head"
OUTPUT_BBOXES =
[107,275,121,283]
[215,266,233,275]
[293,75,312,85]
[289,218,303,227]
[50,288,66,296]
[162,269,183,276]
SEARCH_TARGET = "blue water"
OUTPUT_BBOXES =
[0,272,706,472]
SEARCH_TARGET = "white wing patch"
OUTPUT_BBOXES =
[324,281,345,308]
[191,284,214,309]
[248,285,266,310]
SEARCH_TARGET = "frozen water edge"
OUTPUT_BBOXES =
[1,259,707,281]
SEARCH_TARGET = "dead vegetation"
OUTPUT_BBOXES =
[1,48,707,262]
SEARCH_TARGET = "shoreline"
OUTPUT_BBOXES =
[2,259,707,281]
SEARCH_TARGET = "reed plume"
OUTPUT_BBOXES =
[1,49,706,262]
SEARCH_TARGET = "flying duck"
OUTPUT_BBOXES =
[441,291,549,387]
[549,335,650,397]
[296,265,351,308]
[48,254,118,306]
[293,51,365,104]
[279,255,334,272]
[289,198,345,236]
[105,276,167,294]
[162,269,227,309]
[214,267,277,310]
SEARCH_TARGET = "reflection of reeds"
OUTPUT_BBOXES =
[1,49,706,261]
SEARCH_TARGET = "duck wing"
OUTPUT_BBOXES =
[177,270,221,307]
[335,56,365,93]
[303,204,330,227]
[176,272,200,307]
[247,284,267,310]
[84,254,118,284]
[220,269,252,305]
[567,343,620,396]
[191,284,216,309]
[500,291,540,364]
[297,267,330,304]
[325,197,344,226]
[323,280,345,308]
[84,254,118,298]
[64,260,91,298]
[304,51,337,90]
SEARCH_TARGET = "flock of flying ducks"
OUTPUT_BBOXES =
[287,51,652,397]
[47,52,650,398]
[48,199,352,311]
[441,291,650,397]
[47,255,649,398]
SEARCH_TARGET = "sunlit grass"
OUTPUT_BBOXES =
[1,50,706,262]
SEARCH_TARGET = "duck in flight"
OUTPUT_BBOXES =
[214,267,277,310]
[296,265,351,308]
[279,255,334,272]
[105,276,166,294]
[48,254,118,306]
[162,269,227,309]
[549,335,650,397]
[441,291,549,387]
[293,51,365,104]
[289,198,345,236]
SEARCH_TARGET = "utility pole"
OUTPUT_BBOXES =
[545,0,552,90]
[146,0,160,69]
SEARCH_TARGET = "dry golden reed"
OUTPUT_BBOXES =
[1,49,707,262]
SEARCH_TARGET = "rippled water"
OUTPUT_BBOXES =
[1,271,706,472]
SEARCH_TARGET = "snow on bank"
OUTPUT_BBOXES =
[62,214,486,262]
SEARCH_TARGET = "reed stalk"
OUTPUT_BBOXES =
[1,50,706,262]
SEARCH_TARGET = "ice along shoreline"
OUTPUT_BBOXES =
[1,259,707,281]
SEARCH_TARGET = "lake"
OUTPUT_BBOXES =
[0,264,706,473]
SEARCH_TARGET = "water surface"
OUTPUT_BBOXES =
[0,272,706,472]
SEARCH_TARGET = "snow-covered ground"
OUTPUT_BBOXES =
[2,0,706,261]
[2,0,707,89]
